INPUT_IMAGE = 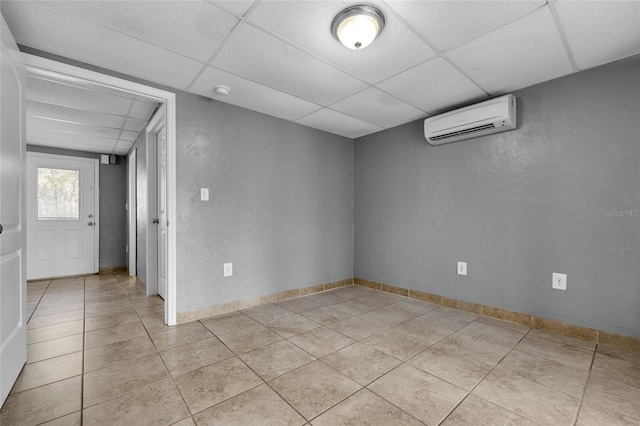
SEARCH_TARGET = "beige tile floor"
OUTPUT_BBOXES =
[1,274,639,425]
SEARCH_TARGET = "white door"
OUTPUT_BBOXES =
[26,153,98,280]
[0,13,27,406]
[156,126,167,299]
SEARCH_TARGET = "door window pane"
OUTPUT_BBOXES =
[37,167,80,219]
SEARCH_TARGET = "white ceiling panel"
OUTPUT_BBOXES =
[123,117,147,133]
[378,57,487,114]
[212,22,368,105]
[331,88,425,128]
[42,0,239,63]
[118,130,142,142]
[114,141,134,156]
[27,76,132,115]
[27,100,126,129]
[213,0,256,17]
[446,7,574,94]
[1,1,205,90]
[296,108,383,139]
[28,127,118,148]
[248,1,436,84]
[30,139,113,155]
[554,1,640,70]
[385,0,546,51]
[190,66,321,121]
[129,101,159,121]
[27,116,121,139]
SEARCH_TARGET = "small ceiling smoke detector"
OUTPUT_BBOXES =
[214,85,230,96]
[331,5,385,50]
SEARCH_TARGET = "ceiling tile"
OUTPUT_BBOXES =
[123,117,147,133]
[1,1,205,89]
[385,0,546,51]
[27,127,117,149]
[190,65,321,121]
[27,116,121,139]
[212,0,256,17]
[446,6,574,94]
[29,139,112,155]
[296,108,383,139]
[114,141,134,155]
[118,130,141,142]
[27,100,126,129]
[247,0,436,84]
[555,1,640,70]
[40,0,238,63]
[129,101,159,121]
[27,76,132,116]
[212,22,367,105]
[377,57,487,114]
[331,87,424,128]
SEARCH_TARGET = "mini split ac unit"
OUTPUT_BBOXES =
[424,94,516,145]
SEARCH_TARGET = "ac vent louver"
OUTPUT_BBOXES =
[424,94,516,145]
[429,123,497,141]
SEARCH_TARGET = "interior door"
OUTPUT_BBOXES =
[26,153,98,280]
[156,126,167,299]
[0,13,27,407]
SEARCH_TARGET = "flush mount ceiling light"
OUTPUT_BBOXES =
[331,5,385,50]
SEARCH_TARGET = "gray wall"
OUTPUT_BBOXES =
[354,56,640,338]
[26,146,128,269]
[130,132,147,284]
[176,93,354,312]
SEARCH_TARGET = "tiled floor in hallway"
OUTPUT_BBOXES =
[1,273,639,425]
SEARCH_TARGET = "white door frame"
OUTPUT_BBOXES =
[23,54,178,326]
[145,105,166,298]
[127,148,136,278]
[26,152,99,279]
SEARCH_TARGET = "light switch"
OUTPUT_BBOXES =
[200,188,209,201]
[223,263,233,277]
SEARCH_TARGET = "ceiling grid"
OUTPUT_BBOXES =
[1,0,638,142]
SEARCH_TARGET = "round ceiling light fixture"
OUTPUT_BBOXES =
[331,5,385,50]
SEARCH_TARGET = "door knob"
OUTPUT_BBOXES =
[152,219,160,224]
[88,222,94,226]
[0,224,3,234]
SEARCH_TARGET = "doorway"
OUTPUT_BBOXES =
[145,105,168,301]
[24,54,178,326]
[26,152,99,279]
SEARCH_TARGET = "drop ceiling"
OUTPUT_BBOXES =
[26,72,159,155]
[2,1,639,140]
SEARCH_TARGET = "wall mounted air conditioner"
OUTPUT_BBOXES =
[424,94,516,145]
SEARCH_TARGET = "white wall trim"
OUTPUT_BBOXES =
[24,54,178,326]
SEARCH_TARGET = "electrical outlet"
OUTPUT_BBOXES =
[457,261,467,276]
[223,262,233,277]
[201,188,209,201]
[552,273,567,290]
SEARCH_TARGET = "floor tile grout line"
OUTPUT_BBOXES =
[81,276,175,413]
[25,278,53,324]
[570,343,598,426]
[435,328,532,426]
[134,288,195,423]
[79,275,87,426]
